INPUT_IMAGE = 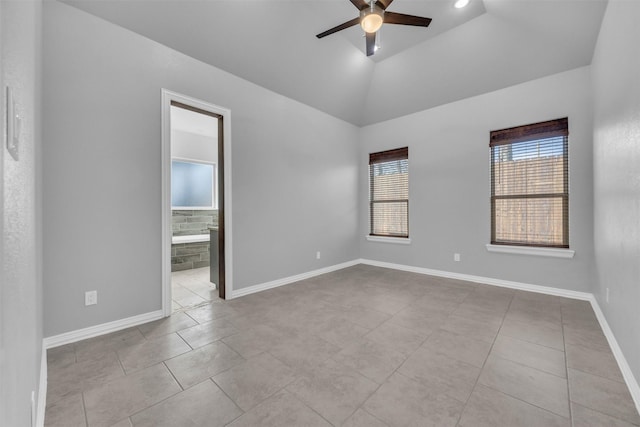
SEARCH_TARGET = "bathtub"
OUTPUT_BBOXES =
[172,234,210,244]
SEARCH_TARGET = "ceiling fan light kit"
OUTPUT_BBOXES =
[316,0,432,57]
[360,4,384,33]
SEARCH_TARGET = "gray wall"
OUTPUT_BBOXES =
[0,0,44,425]
[592,0,640,386]
[43,1,360,336]
[359,67,595,292]
[42,6,639,399]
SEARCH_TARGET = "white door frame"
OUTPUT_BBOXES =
[161,89,233,317]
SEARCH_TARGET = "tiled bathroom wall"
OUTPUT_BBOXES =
[171,210,218,271]
[172,209,218,236]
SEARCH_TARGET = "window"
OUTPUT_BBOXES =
[490,118,569,248]
[369,147,409,238]
[171,159,216,209]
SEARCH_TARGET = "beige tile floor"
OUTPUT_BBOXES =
[45,265,640,426]
[172,267,216,312]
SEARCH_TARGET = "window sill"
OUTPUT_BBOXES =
[485,244,575,259]
[367,235,412,245]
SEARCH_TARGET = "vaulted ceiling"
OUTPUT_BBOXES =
[62,0,608,126]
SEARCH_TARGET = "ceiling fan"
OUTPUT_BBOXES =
[316,0,432,57]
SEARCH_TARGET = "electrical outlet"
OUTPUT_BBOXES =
[606,287,610,304]
[454,253,461,262]
[316,251,321,260]
[85,290,98,306]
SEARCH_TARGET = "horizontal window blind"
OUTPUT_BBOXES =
[369,147,409,238]
[490,118,569,248]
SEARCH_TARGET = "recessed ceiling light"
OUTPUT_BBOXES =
[454,0,470,8]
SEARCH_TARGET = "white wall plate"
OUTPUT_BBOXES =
[6,86,20,161]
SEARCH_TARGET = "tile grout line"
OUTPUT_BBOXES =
[269,323,390,426]
[353,302,442,426]
[283,387,336,427]
[499,298,575,417]
[81,392,89,427]
[570,401,640,427]
[488,353,568,380]
[175,329,195,352]
[361,407,391,427]
[561,304,574,424]
[477,383,573,422]
[499,329,566,353]
[562,304,640,424]
[208,376,247,420]
[162,361,185,392]
[453,289,514,427]
[347,294,420,418]
[466,295,574,421]
[568,365,630,385]
[283,377,345,427]
[125,375,207,422]
[113,347,128,378]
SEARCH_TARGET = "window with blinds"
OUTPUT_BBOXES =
[490,118,569,248]
[369,147,409,238]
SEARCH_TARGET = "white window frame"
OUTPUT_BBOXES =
[171,156,217,210]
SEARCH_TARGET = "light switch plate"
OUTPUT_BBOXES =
[6,86,19,161]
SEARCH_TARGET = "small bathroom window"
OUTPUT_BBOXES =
[171,159,216,209]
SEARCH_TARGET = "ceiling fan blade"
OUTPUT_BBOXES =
[375,0,394,10]
[366,32,376,57]
[384,11,432,27]
[350,0,370,10]
[316,17,361,39]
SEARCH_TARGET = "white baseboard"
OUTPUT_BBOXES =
[589,296,640,415]
[359,258,593,300]
[231,259,360,299]
[41,259,363,350]
[43,310,164,349]
[359,258,640,415]
[36,259,639,417]
[36,344,47,427]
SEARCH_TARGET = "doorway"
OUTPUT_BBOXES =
[161,90,232,317]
